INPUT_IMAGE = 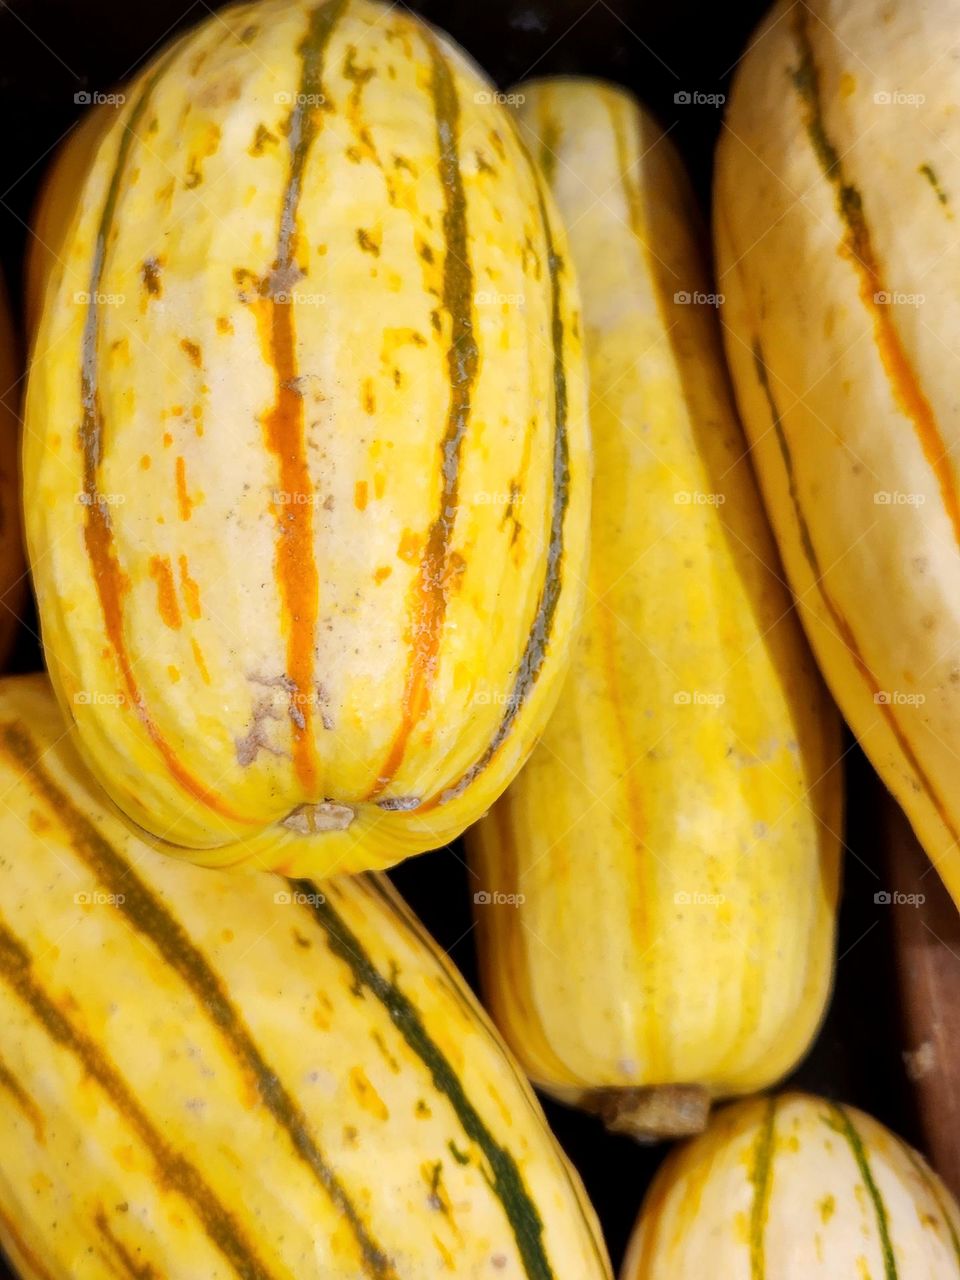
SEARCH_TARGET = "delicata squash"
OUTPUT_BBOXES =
[24,0,590,875]
[467,79,842,1139]
[0,674,611,1280]
[622,1093,960,1278]
[715,0,960,907]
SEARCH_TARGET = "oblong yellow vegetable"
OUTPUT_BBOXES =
[467,78,842,1138]
[0,674,611,1280]
[623,1093,960,1278]
[714,0,960,906]
[24,0,590,875]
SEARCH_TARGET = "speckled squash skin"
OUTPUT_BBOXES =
[0,674,611,1280]
[466,81,842,1136]
[715,0,960,909]
[0,271,24,665]
[24,0,590,874]
[622,1093,960,1278]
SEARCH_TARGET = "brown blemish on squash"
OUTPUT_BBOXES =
[919,163,951,214]
[216,315,233,335]
[180,338,202,368]
[141,257,163,298]
[357,227,381,256]
[235,692,286,766]
[362,379,376,414]
[249,122,278,156]
[355,480,368,511]
[342,44,380,166]
[149,556,182,630]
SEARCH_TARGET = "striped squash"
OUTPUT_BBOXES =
[466,80,842,1139]
[623,1092,960,1278]
[0,271,24,666]
[0,673,611,1280]
[715,0,960,907]
[24,0,590,875]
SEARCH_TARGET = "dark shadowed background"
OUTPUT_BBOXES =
[0,0,931,1271]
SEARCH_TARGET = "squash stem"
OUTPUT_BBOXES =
[579,1084,711,1143]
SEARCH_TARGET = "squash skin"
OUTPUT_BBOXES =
[0,271,24,666]
[24,0,590,874]
[466,80,842,1133]
[0,673,611,1280]
[715,0,960,908]
[622,1092,960,1278]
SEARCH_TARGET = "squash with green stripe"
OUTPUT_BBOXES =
[23,0,590,875]
[0,673,610,1280]
[715,0,960,908]
[622,1092,960,1278]
[467,79,842,1140]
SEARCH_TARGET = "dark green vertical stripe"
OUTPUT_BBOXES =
[748,1096,777,1280]
[0,719,396,1280]
[294,876,557,1280]
[0,918,275,1280]
[824,1102,898,1280]
[369,24,480,796]
[434,152,571,806]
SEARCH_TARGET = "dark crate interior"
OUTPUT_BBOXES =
[0,0,931,1273]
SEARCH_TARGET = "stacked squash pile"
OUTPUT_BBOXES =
[1,0,958,1274]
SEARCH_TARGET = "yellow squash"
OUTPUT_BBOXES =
[24,0,590,875]
[623,1093,960,1278]
[466,79,842,1138]
[715,0,960,907]
[0,674,611,1280]
[0,270,24,665]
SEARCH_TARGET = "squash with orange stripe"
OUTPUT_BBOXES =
[23,0,590,875]
[0,672,611,1280]
[622,1092,960,1278]
[466,80,842,1139]
[715,0,960,908]
[0,271,24,666]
